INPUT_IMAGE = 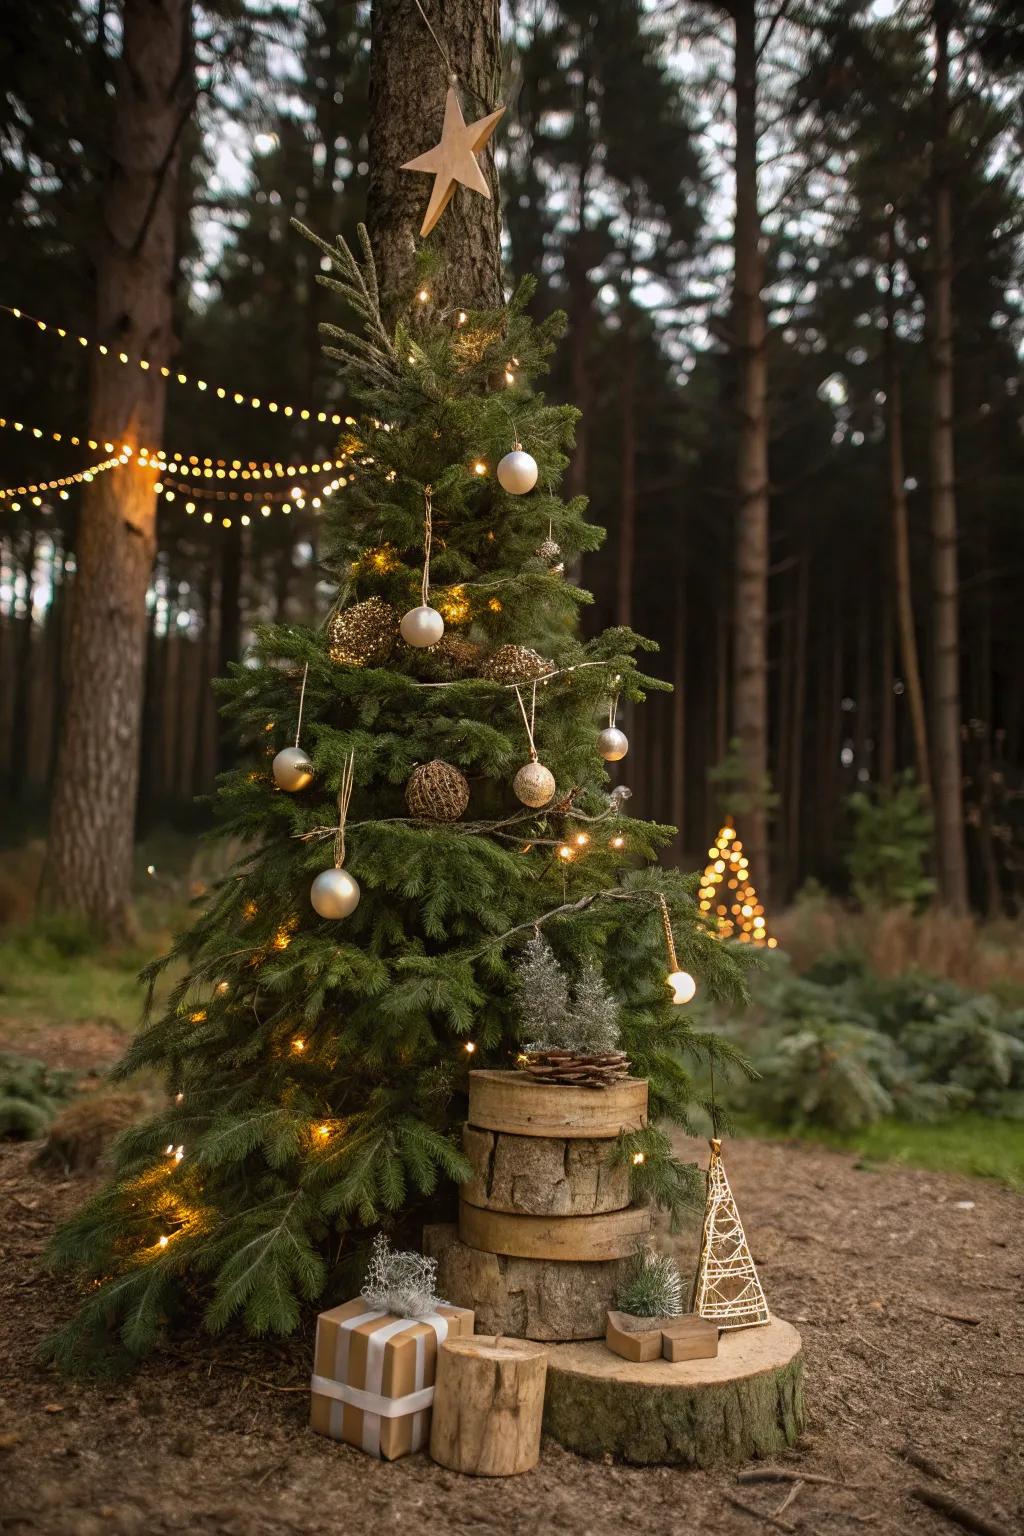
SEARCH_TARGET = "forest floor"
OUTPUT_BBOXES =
[1,1016,1021,1536]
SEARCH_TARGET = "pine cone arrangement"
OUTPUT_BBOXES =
[520,1049,630,1089]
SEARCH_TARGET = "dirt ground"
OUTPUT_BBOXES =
[1,1047,1022,1536]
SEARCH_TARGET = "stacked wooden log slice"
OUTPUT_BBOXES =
[424,1070,651,1341]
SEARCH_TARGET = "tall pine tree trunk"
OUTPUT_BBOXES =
[928,0,968,912]
[42,0,190,935]
[616,294,636,628]
[367,0,502,317]
[884,269,932,806]
[731,0,770,893]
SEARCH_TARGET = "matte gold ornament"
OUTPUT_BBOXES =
[692,1138,770,1330]
[406,758,470,822]
[326,597,397,667]
[478,645,554,685]
[310,867,361,920]
[272,746,314,793]
[401,86,506,238]
[513,760,556,808]
[597,726,629,763]
[496,447,538,496]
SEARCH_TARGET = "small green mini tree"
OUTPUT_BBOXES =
[45,226,749,1373]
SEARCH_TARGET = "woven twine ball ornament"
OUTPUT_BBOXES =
[326,597,398,667]
[520,1049,631,1088]
[405,759,470,822]
[399,633,484,681]
[478,644,554,685]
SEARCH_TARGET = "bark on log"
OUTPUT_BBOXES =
[468,1070,648,1140]
[543,1316,804,1467]
[429,1335,548,1476]
[461,1124,631,1216]
[366,0,503,321]
[424,1223,629,1341]
[459,1197,649,1261]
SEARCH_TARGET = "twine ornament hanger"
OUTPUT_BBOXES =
[401,1,506,238]
[420,485,434,608]
[333,751,356,869]
[513,681,541,763]
[294,663,309,750]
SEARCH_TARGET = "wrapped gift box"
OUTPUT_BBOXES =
[310,1297,475,1460]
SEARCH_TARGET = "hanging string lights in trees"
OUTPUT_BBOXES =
[1,303,348,425]
[698,821,774,947]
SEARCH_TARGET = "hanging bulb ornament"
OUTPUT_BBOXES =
[310,753,360,920]
[512,683,556,807]
[273,663,314,792]
[400,486,445,648]
[659,894,696,1006]
[496,441,538,496]
[598,694,629,762]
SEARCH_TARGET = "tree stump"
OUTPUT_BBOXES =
[543,1315,804,1467]
[424,1223,629,1341]
[430,1335,548,1477]
[461,1125,631,1216]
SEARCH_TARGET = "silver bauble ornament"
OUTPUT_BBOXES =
[399,604,445,648]
[496,448,538,496]
[513,760,556,808]
[272,746,314,793]
[310,867,361,920]
[597,726,629,763]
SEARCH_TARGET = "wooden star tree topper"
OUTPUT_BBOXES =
[401,85,505,237]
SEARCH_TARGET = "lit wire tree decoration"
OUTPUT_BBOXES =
[697,819,775,947]
[692,1137,770,1330]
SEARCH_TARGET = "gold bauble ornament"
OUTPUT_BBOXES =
[513,760,556,808]
[326,597,397,667]
[478,644,555,685]
[310,867,361,920]
[272,746,314,793]
[405,759,470,822]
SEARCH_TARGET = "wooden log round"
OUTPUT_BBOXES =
[543,1315,804,1467]
[429,1334,548,1477]
[468,1069,647,1140]
[424,1223,629,1341]
[459,1196,650,1261]
[461,1125,631,1216]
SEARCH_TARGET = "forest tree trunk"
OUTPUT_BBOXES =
[41,0,190,936]
[731,0,771,893]
[616,293,637,629]
[366,0,503,318]
[928,0,969,912]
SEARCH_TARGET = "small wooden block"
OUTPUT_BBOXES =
[605,1310,665,1363]
[661,1316,719,1362]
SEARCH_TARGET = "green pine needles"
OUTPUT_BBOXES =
[44,224,751,1373]
[615,1246,685,1319]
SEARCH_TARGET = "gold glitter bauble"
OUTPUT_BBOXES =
[478,644,555,685]
[398,633,484,682]
[513,760,556,808]
[326,597,398,667]
[405,759,470,822]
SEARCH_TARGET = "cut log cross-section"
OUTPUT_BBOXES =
[467,1070,648,1139]
[544,1315,805,1467]
[459,1198,650,1261]
[429,1335,548,1477]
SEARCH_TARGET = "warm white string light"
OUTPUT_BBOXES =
[2,303,348,425]
[0,452,129,505]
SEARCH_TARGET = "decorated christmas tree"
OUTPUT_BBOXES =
[45,226,750,1373]
[697,820,775,947]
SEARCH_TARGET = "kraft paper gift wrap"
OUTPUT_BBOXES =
[309,1297,475,1460]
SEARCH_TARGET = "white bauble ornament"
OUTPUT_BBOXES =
[597,726,629,763]
[272,746,314,793]
[496,448,538,496]
[513,760,556,808]
[399,604,445,648]
[310,867,361,920]
[667,969,697,1006]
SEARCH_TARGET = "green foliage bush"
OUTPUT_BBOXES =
[0,1052,77,1140]
[846,773,934,909]
[718,955,1024,1132]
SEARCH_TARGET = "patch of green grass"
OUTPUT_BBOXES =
[742,1113,1024,1189]
[0,907,186,1045]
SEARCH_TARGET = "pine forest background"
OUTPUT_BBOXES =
[2,0,1023,913]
